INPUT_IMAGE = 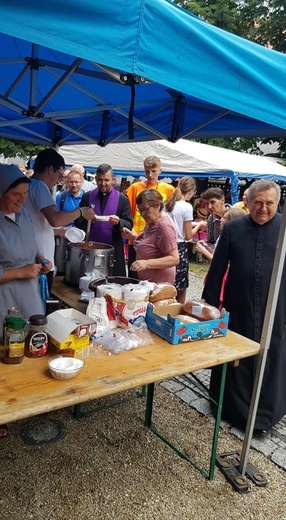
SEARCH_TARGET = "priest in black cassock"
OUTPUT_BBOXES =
[76,164,132,277]
[202,179,286,438]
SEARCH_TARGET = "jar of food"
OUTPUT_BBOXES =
[2,307,23,345]
[25,314,48,358]
[4,316,26,364]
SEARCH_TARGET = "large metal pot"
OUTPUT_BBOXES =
[64,241,114,287]
[54,236,68,275]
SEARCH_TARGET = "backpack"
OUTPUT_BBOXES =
[59,190,68,210]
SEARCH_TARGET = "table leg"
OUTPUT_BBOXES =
[145,383,155,427]
[73,386,147,420]
[208,362,227,480]
[144,364,227,481]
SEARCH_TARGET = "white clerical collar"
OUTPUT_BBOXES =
[6,213,16,221]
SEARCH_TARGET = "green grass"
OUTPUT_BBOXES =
[188,257,210,278]
[187,243,210,278]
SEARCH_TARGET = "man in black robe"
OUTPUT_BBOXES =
[75,164,132,277]
[202,179,286,438]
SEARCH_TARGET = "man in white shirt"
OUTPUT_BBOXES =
[71,163,95,192]
[24,149,95,290]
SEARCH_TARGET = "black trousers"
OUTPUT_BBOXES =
[127,244,138,280]
[46,271,54,293]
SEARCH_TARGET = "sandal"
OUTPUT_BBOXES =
[0,424,8,438]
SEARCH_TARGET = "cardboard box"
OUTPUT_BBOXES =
[145,303,229,345]
[47,309,96,350]
[49,344,90,359]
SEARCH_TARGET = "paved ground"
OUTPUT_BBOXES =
[161,271,286,472]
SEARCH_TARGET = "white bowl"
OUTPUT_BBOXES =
[48,356,84,380]
[65,227,86,243]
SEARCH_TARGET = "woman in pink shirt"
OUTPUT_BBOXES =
[122,189,179,283]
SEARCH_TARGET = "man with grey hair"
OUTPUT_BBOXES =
[71,163,94,192]
[203,179,286,438]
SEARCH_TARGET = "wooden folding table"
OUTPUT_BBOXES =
[0,277,259,479]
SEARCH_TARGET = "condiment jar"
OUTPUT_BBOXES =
[25,314,48,358]
[2,307,23,345]
[4,316,26,364]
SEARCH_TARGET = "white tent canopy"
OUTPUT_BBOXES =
[60,139,286,202]
[60,139,286,179]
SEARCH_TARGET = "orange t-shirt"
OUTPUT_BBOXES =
[126,181,175,234]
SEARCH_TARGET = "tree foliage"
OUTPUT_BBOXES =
[177,0,240,33]
[236,0,286,53]
[0,138,46,162]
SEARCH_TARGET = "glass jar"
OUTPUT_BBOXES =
[2,307,23,345]
[4,316,26,364]
[25,314,48,357]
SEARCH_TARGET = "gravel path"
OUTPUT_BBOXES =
[1,386,286,520]
[187,270,205,300]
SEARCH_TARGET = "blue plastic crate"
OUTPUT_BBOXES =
[146,303,229,345]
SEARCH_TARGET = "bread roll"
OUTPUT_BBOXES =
[149,284,177,303]
[152,298,177,307]
[174,314,199,324]
[182,300,221,320]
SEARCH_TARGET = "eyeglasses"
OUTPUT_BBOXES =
[138,205,152,215]
[52,165,64,173]
[55,169,65,180]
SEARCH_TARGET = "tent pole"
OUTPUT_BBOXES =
[239,203,286,475]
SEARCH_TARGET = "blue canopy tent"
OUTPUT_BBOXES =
[0,0,285,147]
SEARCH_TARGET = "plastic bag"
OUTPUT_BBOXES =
[93,317,153,354]
[79,270,106,301]
[86,297,110,335]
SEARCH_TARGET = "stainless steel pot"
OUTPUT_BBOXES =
[64,241,114,287]
[54,236,68,275]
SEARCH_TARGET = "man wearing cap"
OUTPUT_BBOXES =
[24,149,95,290]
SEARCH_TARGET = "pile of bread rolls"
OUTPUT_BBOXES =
[149,284,178,307]
[174,300,221,323]
[149,284,221,322]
